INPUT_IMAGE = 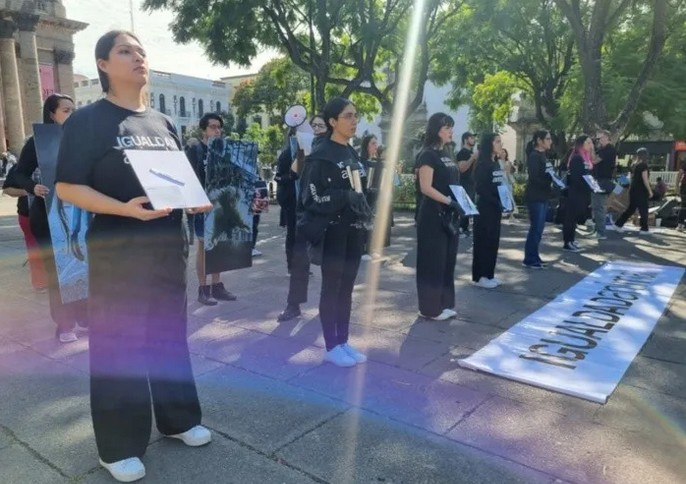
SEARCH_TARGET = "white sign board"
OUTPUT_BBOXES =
[459,261,684,403]
[125,150,211,210]
[449,184,479,216]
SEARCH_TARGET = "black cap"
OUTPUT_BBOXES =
[461,132,475,143]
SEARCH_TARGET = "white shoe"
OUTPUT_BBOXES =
[341,343,367,363]
[361,254,373,261]
[490,277,502,287]
[251,248,262,257]
[324,345,356,367]
[571,240,581,249]
[166,425,211,447]
[638,229,650,236]
[613,225,625,233]
[443,308,457,318]
[58,331,78,343]
[418,309,453,321]
[99,457,145,483]
[475,277,498,289]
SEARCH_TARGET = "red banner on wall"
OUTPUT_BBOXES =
[39,64,55,100]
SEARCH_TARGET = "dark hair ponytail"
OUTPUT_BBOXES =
[42,93,74,124]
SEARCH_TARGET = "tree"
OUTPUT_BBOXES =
[552,0,680,139]
[143,0,459,120]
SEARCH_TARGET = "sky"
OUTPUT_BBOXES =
[63,0,275,80]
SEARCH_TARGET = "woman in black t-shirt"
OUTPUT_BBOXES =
[472,133,505,288]
[54,31,211,483]
[563,135,594,250]
[299,97,371,368]
[13,94,85,342]
[415,113,461,321]
[614,147,653,234]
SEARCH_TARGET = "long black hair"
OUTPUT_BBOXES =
[423,112,454,148]
[322,97,354,136]
[360,134,378,161]
[42,93,74,124]
[531,129,549,151]
[95,30,142,93]
[477,132,499,164]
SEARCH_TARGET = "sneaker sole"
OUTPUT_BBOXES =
[166,434,212,447]
[99,459,146,483]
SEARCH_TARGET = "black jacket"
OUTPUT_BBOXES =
[275,143,297,209]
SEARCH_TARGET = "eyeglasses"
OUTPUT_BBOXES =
[337,112,359,120]
[311,123,326,129]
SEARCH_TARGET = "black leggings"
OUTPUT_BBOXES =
[472,204,502,281]
[88,232,201,463]
[319,223,363,351]
[616,192,649,231]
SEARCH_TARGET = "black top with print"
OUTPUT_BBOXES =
[474,158,503,209]
[55,99,183,236]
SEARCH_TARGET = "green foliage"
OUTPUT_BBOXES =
[469,71,522,133]
[241,123,284,166]
[392,174,417,209]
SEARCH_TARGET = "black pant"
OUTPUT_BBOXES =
[283,205,297,271]
[88,231,201,463]
[563,193,587,244]
[319,223,363,350]
[416,206,458,317]
[252,214,260,249]
[472,204,501,281]
[286,228,310,305]
[616,192,649,231]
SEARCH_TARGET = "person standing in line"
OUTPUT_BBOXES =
[498,147,517,222]
[276,115,328,322]
[299,97,371,367]
[472,133,505,289]
[13,93,87,343]
[613,147,653,235]
[2,164,48,291]
[522,130,553,269]
[677,165,686,231]
[456,131,477,238]
[185,113,238,305]
[415,113,461,321]
[563,135,594,251]
[591,130,617,240]
[55,31,211,482]
[275,126,302,273]
[359,134,391,259]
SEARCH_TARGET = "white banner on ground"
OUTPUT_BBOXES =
[459,261,684,403]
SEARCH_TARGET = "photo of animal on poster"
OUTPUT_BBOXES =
[204,138,259,274]
[33,124,89,303]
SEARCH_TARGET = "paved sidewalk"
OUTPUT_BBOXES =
[0,195,684,483]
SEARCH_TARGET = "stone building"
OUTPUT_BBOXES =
[0,1,86,154]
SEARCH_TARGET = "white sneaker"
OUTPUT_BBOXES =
[360,254,373,261]
[341,343,367,363]
[613,225,625,233]
[571,241,581,249]
[58,331,78,343]
[99,457,145,483]
[166,425,211,447]
[418,309,453,321]
[475,277,498,289]
[252,248,262,257]
[324,345,356,367]
[638,229,650,236]
[490,277,502,287]
[443,308,457,318]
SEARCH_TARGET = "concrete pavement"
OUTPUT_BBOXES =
[0,194,685,483]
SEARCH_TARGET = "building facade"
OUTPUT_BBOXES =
[74,69,232,139]
[0,0,86,153]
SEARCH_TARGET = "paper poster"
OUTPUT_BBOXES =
[204,138,259,274]
[497,185,514,212]
[33,123,89,303]
[449,184,479,216]
[125,150,211,209]
[582,174,603,193]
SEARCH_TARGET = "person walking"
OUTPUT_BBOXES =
[185,113,238,305]
[415,113,460,321]
[54,30,211,482]
[563,135,594,251]
[613,148,653,235]
[456,131,477,237]
[522,130,553,269]
[276,115,328,322]
[13,93,86,342]
[591,130,617,239]
[472,133,505,288]
[299,97,371,366]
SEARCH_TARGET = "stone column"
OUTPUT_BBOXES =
[55,49,76,99]
[14,13,42,133]
[0,19,25,154]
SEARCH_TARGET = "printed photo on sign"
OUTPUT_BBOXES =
[125,150,211,209]
[449,184,479,216]
[204,138,259,274]
[582,174,603,193]
[497,185,514,212]
[34,123,89,303]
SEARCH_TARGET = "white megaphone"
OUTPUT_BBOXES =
[284,104,308,129]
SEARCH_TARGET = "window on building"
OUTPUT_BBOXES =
[216,101,221,113]
[173,95,178,115]
[180,96,186,117]
[198,99,204,117]
[159,94,166,113]
[81,80,88,86]
[150,92,155,108]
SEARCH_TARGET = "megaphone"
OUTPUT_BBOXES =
[284,104,307,128]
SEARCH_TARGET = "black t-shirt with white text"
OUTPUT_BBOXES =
[56,99,183,236]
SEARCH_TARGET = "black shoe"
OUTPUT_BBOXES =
[198,286,218,306]
[211,282,237,301]
[277,304,301,322]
